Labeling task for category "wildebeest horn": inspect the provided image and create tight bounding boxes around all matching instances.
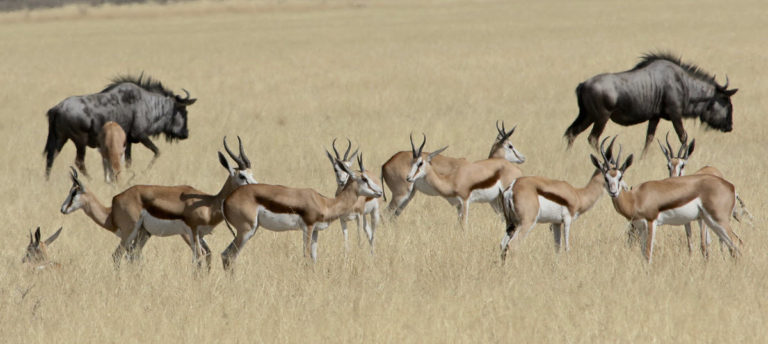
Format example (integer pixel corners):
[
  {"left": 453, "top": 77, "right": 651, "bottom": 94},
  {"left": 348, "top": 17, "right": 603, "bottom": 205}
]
[
  {"left": 665, "top": 132, "right": 674, "bottom": 159},
  {"left": 222, "top": 136, "right": 245, "bottom": 169},
  {"left": 181, "top": 88, "right": 190, "bottom": 100},
  {"left": 237, "top": 136, "right": 250, "bottom": 168},
  {"left": 723, "top": 75, "right": 729, "bottom": 90}
]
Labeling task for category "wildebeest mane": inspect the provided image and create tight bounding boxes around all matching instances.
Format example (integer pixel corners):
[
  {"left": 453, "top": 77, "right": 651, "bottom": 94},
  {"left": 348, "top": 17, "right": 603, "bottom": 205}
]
[
  {"left": 633, "top": 52, "right": 717, "bottom": 85},
  {"left": 101, "top": 72, "right": 175, "bottom": 97}
]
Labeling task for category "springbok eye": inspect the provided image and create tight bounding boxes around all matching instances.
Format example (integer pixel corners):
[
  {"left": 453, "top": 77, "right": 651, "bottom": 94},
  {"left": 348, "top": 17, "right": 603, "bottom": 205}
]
[
  {"left": 362, "top": 177, "right": 368, "bottom": 183},
  {"left": 418, "top": 162, "right": 423, "bottom": 167}
]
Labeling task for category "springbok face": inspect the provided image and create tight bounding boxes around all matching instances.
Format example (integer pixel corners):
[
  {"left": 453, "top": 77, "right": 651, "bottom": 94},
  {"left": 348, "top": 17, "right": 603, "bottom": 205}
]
[
  {"left": 23, "top": 227, "right": 62, "bottom": 264},
  {"left": 493, "top": 121, "right": 526, "bottom": 164},
  {"left": 657, "top": 132, "right": 695, "bottom": 177},
  {"left": 591, "top": 136, "right": 633, "bottom": 198},
  {"left": 325, "top": 138, "right": 359, "bottom": 187},
  {"left": 405, "top": 134, "right": 448, "bottom": 183},
  {"left": 61, "top": 167, "right": 87, "bottom": 214},
  {"left": 343, "top": 154, "right": 383, "bottom": 198},
  {"left": 218, "top": 136, "right": 257, "bottom": 188}
]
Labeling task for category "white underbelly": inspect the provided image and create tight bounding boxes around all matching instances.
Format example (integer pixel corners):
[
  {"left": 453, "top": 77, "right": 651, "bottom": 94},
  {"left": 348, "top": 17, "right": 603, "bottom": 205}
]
[
  {"left": 140, "top": 210, "right": 192, "bottom": 237},
  {"left": 535, "top": 196, "right": 569, "bottom": 224},
  {"left": 468, "top": 181, "right": 502, "bottom": 204},
  {"left": 656, "top": 198, "right": 702, "bottom": 226}
]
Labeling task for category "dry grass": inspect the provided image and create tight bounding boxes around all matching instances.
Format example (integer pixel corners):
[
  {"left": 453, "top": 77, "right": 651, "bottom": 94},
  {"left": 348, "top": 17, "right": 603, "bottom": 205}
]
[{"left": 1, "top": 0, "right": 767, "bottom": 342}]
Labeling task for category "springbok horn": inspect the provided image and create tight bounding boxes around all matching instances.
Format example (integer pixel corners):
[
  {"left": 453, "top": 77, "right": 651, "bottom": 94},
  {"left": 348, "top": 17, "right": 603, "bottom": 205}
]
[
  {"left": 237, "top": 136, "right": 250, "bottom": 168},
  {"left": 665, "top": 132, "right": 674, "bottom": 159},
  {"left": 410, "top": 133, "right": 417, "bottom": 158},
  {"left": 677, "top": 137, "right": 688, "bottom": 158},
  {"left": 331, "top": 138, "right": 341, "bottom": 159},
  {"left": 605, "top": 136, "right": 617, "bottom": 165},
  {"left": 657, "top": 138, "right": 668, "bottom": 159},
  {"left": 418, "top": 133, "right": 426, "bottom": 156},
  {"left": 599, "top": 137, "right": 610, "bottom": 164},
  {"left": 343, "top": 138, "right": 352, "bottom": 160},
  {"left": 616, "top": 143, "right": 623, "bottom": 165},
  {"left": 357, "top": 153, "right": 364, "bottom": 172},
  {"left": 223, "top": 136, "right": 244, "bottom": 168},
  {"left": 496, "top": 120, "right": 503, "bottom": 136}
]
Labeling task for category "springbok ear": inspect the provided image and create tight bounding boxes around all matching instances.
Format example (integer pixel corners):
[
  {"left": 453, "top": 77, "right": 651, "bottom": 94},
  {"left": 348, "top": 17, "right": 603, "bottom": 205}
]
[
  {"left": 325, "top": 150, "right": 335, "bottom": 165},
  {"left": 686, "top": 139, "right": 695, "bottom": 158},
  {"left": 218, "top": 152, "right": 234, "bottom": 174},
  {"left": 590, "top": 154, "right": 602, "bottom": 170},
  {"left": 45, "top": 227, "right": 63, "bottom": 246},
  {"left": 34, "top": 227, "right": 41, "bottom": 244},
  {"left": 428, "top": 146, "right": 448, "bottom": 161},
  {"left": 724, "top": 88, "right": 738, "bottom": 96},
  {"left": 621, "top": 154, "right": 634, "bottom": 172}
]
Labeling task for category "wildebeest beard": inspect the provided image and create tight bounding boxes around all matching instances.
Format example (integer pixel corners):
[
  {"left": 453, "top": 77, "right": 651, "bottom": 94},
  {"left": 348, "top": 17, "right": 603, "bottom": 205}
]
[{"left": 700, "top": 109, "right": 733, "bottom": 132}]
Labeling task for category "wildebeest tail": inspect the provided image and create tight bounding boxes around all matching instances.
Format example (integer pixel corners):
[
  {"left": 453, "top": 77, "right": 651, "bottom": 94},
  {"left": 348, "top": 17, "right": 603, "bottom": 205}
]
[
  {"left": 563, "top": 82, "right": 590, "bottom": 140},
  {"left": 43, "top": 108, "right": 59, "bottom": 159}
]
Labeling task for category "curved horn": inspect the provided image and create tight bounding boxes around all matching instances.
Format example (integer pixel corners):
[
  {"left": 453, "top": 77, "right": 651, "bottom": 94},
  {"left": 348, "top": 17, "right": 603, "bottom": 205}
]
[
  {"left": 222, "top": 136, "right": 244, "bottom": 168},
  {"left": 616, "top": 143, "right": 623, "bottom": 166},
  {"left": 331, "top": 138, "right": 341, "bottom": 159},
  {"left": 410, "top": 133, "right": 417, "bottom": 158},
  {"left": 723, "top": 75, "right": 729, "bottom": 90},
  {"left": 605, "top": 136, "right": 617, "bottom": 164},
  {"left": 665, "top": 132, "right": 674, "bottom": 159},
  {"left": 181, "top": 88, "right": 190, "bottom": 100},
  {"left": 357, "top": 153, "right": 364, "bottom": 172},
  {"left": 599, "top": 137, "right": 610, "bottom": 164},
  {"left": 677, "top": 137, "right": 688, "bottom": 158},
  {"left": 418, "top": 133, "right": 426, "bottom": 156},
  {"left": 343, "top": 138, "right": 352, "bottom": 160},
  {"left": 237, "top": 136, "right": 250, "bottom": 168},
  {"left": 496, "top": 120, "right": 503, "bottom": 136}
]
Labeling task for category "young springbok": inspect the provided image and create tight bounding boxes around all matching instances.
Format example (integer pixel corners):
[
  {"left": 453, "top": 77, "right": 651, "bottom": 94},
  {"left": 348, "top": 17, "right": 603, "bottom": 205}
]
[
  {"left": 381, "top": 121, "right": 525, "bottom": 217},
  {"left": 657, "top": 133, "right": 749, "bottom": 255},
  {"left": 61, "top": 137, "right": 256, "bottom": 267},
  {"left": 405, "top": 134, "right": 523, "bottom": 228},
  {"left": 23, "top": 227, "right": 63, "bottom": 270},
  {"left": 325, "top": 139, "right": 381, "bottom": 251},
  {"left": 499, "top": 154, "right": 607, "bottom": 262},
  {"left": 598, "top": 137, "right": 740, "bottom": 262},
  {"left": 221, "top": 155, "right": 383, "bottom": 269},
  {"left": 98, "top": 121, "right": 126, "bottom": 183}
]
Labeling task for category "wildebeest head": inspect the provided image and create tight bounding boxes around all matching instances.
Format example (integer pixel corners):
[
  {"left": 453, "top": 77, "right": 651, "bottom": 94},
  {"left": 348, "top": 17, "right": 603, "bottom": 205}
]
[
  {"left": 167, "top": 89, "right": 196, "bottom": 141},
  {"left": 699, "top": 77, "right": 737, "bottom": 133}
]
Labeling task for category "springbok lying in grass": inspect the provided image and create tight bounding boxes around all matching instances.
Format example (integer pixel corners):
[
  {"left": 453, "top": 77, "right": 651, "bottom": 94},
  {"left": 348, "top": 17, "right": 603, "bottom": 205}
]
[
  {"left": 499, "top": 150, "right": 607, "bottom": 262},
  {"left": 405, "top": 134, "right": 523, "bottom": 229},
  {"left": 98, "top": 121, "right": 126, "bottom": 184},
  {"left": 23, "top": 227, "right": 63, "bottom": 271},
  {"left": 599, "top": 136, "right": 740, "bottom": 263},
  {"left": 61, "top": 137, "right": 256, "bottom": 267},
  {"left": 656, "top": 133, "right": 749, "bottom": 256},
  {"left": 221, "top": 154, "right": 383, "bottom": 269},
  {"left": 325, "top": 139, "right": 381, "bottom": 251},
  {"left": 381, "top": 121, "right": 525, "bottom": 217}
]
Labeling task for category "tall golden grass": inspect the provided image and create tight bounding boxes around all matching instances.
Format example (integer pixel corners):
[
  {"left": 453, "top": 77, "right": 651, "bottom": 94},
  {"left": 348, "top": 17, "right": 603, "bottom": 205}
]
[{"left": 1, "top": 0, "right": 766, "bottom": 342}]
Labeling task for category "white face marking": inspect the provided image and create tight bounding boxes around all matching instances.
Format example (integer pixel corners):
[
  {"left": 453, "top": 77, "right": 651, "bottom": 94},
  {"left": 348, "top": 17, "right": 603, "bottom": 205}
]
[
  {"left": 60, "top": 188, "right": 81, "bottom": 214},
  {"left": 605, "top": 170, "right": 623, "bottom": 197},
  {"left": 357, "top": 172, "right": 383, "bottom": 198},
  {"left": 406, "top": 157, "right": 426, "bottom": 183},
  {"left": 333, "top": 161, "right": 353, "bottom": 187},
  {"left": 234, "top": 170, "right": 257, "bottom": 185},
  {"left": 504, "top": 143, "right": 526, "bottom": 164}
]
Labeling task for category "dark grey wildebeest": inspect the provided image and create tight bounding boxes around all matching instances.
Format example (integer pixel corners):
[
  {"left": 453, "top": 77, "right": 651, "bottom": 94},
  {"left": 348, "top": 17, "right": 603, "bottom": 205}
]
[
  {"left": 44, "top": 74, "right": 196, "bottom": 179},
  {"left": 564, "top": 53, "right": 738, "bottom": 157}
]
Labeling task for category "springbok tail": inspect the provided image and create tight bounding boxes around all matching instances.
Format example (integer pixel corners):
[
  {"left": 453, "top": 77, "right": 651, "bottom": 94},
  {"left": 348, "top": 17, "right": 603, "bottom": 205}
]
[{"left": 380, "top": 165, "right": 387, "bottom": 202}]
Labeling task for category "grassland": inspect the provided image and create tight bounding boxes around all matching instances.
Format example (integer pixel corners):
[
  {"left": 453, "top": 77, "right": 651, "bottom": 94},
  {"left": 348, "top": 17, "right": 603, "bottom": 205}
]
[{"left": 1, "top": 0, "right": 767, "bottom": 342}]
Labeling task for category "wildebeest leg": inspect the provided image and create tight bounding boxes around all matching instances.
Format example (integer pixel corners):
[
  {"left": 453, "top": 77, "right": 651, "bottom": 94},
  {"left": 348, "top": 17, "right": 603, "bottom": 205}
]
[
  {"left": 641, "top": 118, "right": 660, "bottom": 158},
  {"left": 564, "top": 113, "right": 594, "bottom": 149},
  {"left": 125, "top": 142, "right": 133, "bottom": 168},
  {"left": 140, "top": 137, "right": 160, "bottom": 168},
  {"left": 74, "top": 143, "right": 90, "bottom": 178},
  {"left": 587, "top": 115, "right": 609, "bottom": 151},
  {"left": 671, "top": 117, "right": 688, "bottom": 147}
]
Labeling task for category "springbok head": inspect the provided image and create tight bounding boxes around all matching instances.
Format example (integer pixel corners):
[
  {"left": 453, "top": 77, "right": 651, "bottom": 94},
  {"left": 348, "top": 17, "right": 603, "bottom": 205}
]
[
  {"left": 657, "top": 132, "right": 695, "bottom": 177},
  {"left": 490, "top": 121, "right": 526, "bottom": 163},
  {"left": 591, "top": 136, "right": 633, "bottom": 198},
  {"left": 61, "top": 167, "right": 88, "bottom": 214},
  {"left": 218, "top": 136, "right": 258, "bottom": 188},
  {"left": 347, "top": 153, "right": 383, "bottom": 198},
  {"left": 325, "top": 138, "right": 359, "bottom": 187},
  {"left": 406, "top": 133, "right": 448, "bottom": 183},
  {"left": 23, "top": 227, "right": 62, "bottom": 265}
]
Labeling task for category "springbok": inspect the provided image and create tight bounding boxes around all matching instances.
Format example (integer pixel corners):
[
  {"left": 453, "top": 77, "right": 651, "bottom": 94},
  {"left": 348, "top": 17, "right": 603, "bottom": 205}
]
[
  {"left": 381, "top": 121, "right": 525, "bottom": 217},
  {"left": 23, "top": 227, "right": 63, "bottom": 270},
  {"left": 597, "top": 137, "right": 740, "bottom": 262},
  {"left": 405, "top": 134, "right": 523, "bottom": 228},
  {"left": 61, "top": 137, "right": 256, "bottom": 267},
  {"left": 656, "top": 133, "right": 750, "bottom": 255},
  {"left": 325, "top": 139, "right": 381, "bottom": 251},
  {"left": 221, "top": 154, "right": 383, "bottom": 269},
  {"left": 499, "top": 156, "right": 606, "bottom": 262},
  {"left": 98, "top": 121, "right": 126, "bottom": 184}
]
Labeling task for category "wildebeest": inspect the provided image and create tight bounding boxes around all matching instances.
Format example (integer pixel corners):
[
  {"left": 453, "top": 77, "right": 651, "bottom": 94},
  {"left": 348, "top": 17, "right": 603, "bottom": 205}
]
[
  {"left": 564, "top": 53, "right": 738, "bottom": 156},
  {"left": 44, "top": 74, "right": 196, "bottom": 179}
]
